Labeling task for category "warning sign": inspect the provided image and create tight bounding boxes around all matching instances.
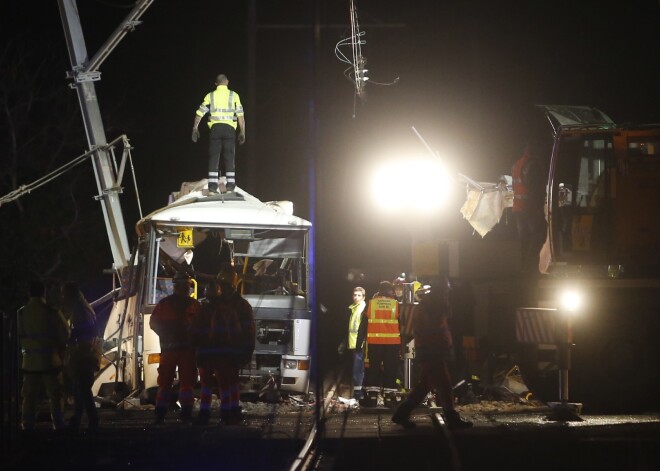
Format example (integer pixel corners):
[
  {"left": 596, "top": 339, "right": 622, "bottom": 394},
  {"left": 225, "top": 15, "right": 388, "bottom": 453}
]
[{"left": 177, "top": 227, "right": 193, "bottom": 248}]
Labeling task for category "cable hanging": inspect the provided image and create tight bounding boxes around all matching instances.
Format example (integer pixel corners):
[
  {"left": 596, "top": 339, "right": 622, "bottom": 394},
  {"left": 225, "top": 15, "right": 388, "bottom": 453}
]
[
  {"left": 0, "top": 135, "right": 142, "bottom": 219},
  {"left": 334, "top": 0, "right": 399, "bottom": 117}
]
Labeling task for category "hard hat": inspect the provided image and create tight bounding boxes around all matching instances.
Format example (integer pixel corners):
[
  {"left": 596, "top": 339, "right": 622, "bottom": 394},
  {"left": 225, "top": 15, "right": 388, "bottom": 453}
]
[{"left": 392, "top": 276, "right": 404, "bottom": 296}]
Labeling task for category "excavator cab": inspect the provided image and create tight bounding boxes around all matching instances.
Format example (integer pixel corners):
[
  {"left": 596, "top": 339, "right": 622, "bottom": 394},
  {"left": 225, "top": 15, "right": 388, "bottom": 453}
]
[{"left": 543, "top": 105, "right": 660, "bottom": 276}]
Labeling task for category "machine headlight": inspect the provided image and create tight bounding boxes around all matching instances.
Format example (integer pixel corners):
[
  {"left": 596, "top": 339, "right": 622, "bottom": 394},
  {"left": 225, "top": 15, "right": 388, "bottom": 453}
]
[{"left": 282, "top": 359, "right": 310, "bottom": 370}]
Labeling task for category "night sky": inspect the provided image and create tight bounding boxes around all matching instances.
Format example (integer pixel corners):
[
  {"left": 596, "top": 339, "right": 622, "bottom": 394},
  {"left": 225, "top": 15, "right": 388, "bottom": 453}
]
[{"left": 3, "top": 1, "right": 660, "bottom": 336}]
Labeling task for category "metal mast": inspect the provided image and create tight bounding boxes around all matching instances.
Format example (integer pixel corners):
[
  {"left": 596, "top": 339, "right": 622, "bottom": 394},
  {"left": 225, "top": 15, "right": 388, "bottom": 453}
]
[{"left": 57, "top": 0, "right": 153, "bottom": 270}]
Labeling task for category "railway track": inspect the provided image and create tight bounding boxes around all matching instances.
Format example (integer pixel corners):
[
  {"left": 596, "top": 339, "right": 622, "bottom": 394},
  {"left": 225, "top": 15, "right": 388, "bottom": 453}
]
[{"left": 289, "top": 369, "right": 465, "bottom": 471}]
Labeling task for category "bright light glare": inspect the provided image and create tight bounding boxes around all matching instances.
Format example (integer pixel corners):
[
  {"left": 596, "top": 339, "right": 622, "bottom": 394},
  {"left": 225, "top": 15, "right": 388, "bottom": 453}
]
[
  {"left": 560, "top": 289, "right": 582, "bottom": 313},
  {"left": 370, "top": 159, "right": 451, "bottom": 212}
]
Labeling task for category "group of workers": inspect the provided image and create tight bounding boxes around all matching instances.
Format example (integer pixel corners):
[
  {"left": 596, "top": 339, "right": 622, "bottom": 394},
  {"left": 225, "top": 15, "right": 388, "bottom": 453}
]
[
  {"left": 18, "top": 280, "right": 102, "bottom": 433},
  {"left": 340, "top": 277, "right": 473, "bottom": 430},
  {"left": 150, "top": 264, "right": 256, "bottom": 426}
]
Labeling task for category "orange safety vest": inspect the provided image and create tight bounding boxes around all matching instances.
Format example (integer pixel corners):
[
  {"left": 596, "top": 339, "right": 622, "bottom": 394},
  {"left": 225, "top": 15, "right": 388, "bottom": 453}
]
[
  {"left": 512, "top": 153, "right": 530, "bottom": 212},
  {"left": 366, "top": 297, "right": 400, "bottom": 345}
]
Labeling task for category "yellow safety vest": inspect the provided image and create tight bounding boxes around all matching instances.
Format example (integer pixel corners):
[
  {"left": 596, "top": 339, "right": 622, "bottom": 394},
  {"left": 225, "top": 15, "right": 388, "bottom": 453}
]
[
  {"left": 348, "top": 301, "right": 365, "bottom": 349},
  {"left": 196, "top": 85, "right": 244, "bottom": 129}
]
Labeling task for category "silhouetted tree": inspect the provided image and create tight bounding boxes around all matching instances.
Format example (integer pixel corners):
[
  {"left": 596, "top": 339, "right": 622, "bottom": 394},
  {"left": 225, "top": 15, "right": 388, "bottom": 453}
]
[{"left": 0, "top": 34, "right": 111, "bottom": 312}]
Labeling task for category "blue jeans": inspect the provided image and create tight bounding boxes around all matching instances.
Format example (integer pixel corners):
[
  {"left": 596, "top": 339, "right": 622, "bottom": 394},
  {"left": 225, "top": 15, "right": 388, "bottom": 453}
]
[{"left": 351, "top": 350, "right": 365, "bottom": 388}]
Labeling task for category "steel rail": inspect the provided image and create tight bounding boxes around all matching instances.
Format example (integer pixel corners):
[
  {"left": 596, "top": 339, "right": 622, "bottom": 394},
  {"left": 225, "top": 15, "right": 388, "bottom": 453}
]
[{"left": 288, "top": 368, "right": 343, "bottom": 471}]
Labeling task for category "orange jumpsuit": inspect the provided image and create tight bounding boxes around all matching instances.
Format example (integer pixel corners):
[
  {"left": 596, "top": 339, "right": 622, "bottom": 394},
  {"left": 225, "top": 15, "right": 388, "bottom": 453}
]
[{"left": 150, "top": 293, "right": 201, "bottom": 420}]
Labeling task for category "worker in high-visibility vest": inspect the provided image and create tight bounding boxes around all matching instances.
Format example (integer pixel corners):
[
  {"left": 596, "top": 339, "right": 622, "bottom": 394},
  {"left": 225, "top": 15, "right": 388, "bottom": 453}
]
[
  {"left": 192, "top": 74, "right": 245, "bottom": 194},
  {"left": 18, "top": 280, "right": 70, "bottom": 431},
  {"left": 511, "top": 140, "right": 547, "bottom": 275},
  {"left": 337, "top": 286, "right": 368, "bottom": 400},
  {"left": 363, "top": 281, "right": 401, "bottom": 391}
]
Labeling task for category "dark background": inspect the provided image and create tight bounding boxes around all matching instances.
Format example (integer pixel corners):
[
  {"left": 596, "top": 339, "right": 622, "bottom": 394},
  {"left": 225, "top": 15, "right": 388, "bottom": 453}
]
[{"left": 2, "top": 1, "right": 660, "bottom": 366}]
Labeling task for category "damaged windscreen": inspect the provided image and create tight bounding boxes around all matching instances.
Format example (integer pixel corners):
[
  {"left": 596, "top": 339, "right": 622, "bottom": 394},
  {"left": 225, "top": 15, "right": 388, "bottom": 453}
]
[{"left": 146, "top": 225, "right": 309, "bottom": 304}]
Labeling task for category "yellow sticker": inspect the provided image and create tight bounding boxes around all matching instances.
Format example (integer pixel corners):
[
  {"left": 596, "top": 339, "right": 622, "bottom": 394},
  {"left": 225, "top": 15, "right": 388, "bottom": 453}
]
[{"left": 177, "top": 227, "right": 194, "bottom": 248}]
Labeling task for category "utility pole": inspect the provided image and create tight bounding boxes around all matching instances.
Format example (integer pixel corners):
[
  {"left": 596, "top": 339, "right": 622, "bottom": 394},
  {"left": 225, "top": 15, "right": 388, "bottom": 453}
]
[{"left": 58, "top": 0, "right": 153, "bottom": 270}]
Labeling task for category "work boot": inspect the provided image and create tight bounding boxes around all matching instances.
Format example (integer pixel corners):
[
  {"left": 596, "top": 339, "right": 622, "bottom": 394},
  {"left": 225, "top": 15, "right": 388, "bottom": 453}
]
[
  {"left": 87, "top": 415, "right": 99, "bottom": 434},
  {"left": 391, "top": 400, "right": 416, "bottom": 429},
  {"left": 21, "top": 413, "right": 35, "bottom": 432},
  {"left": 219, "top": 409, "right": 231, "bottom": 426},
  {"left": 391, "top": 412, "right": 416, "bottom": 429},
  {"left": 52, "top": 411, "right": 67, "bottom": 431},
  {"left": 87, "top": 406, "right": 99, "bottom": 432},
  {"left": 228, "top": 406, "right": 244, "bottom": 425},
  {"left": 226, "top": 183, "right": 236, "bottom": 192},
  {"left": 444, "top": 409, "right": 473, "bottom": 430},
  {"left": 154, "top": 406, "right": 167, "bottom": 425},
  {"left": 67, "top": 414, "right": 81, "bottom": 434},
  {"left": 180, "top": 406, "right": 193, "bottom": 425}
]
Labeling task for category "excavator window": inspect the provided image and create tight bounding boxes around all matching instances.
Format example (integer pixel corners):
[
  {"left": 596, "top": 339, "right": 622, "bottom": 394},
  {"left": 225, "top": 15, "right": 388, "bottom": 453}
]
[{"left": 551, "top": 134, "right": 613, "bottom": 263}]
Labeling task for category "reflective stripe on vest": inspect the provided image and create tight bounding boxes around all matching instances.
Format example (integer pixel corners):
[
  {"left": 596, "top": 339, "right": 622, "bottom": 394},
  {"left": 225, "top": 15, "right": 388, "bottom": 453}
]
[
  {"left": 210, "top": 90, "right": 237, "bottom": 123},
  {"left": 366, "top": 298, "right": 400, "bottom": 345}
]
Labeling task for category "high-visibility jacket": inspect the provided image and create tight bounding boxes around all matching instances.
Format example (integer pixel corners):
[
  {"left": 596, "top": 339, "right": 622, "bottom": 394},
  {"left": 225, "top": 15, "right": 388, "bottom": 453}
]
[
  {"left": 347, "top": 301, "right": 366, "bottom": 349},
  {"left": 513, "top": 152, "right": 546, "bottom": 213},
  {"left": 196, "top": 85, "right": 244, "bottom": 129},
  {"left": 18, "top": 297, "right": 70, "bottom": 372},
  {"left": 512, "top": 153, "right": 531, "bottom": 212},
  {"left": 366, "top": 296, "right": 400, "bottom": 345}
]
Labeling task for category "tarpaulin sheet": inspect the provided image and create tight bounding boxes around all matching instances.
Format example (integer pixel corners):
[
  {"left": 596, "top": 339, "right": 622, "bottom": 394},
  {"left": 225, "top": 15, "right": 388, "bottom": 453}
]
[{"left": 460, "top": 187, "right": 512, "bottom": 237}]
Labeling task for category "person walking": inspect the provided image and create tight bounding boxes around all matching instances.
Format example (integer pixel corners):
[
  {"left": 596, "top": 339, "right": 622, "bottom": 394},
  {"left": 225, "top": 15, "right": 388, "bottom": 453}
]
[
  {"left": 391, "top": 278, "right": 473, "bottom": 430},
  {"left": 149, "top": 273, "right": 201, "bottom": 424},
  {"left": 192, "top": 74, "right": 245, "bottom": 194},
  {"left": 18, "top": 280, "right": 70, "bottom": 431},
  {"left": 512, "top": 140, "right": 547, "bottom": 276},
  {"left": 60, "top": 281, "right": 101, "bottom": 433},
  {"left": 191, "top": 266, "right": 249, "bottom": 426},
  {"left": 338, "top": 286, "right": 367, "bottom": 400},
  {"left": 363, "top": 281, "right": 401, "bottom": 392}
]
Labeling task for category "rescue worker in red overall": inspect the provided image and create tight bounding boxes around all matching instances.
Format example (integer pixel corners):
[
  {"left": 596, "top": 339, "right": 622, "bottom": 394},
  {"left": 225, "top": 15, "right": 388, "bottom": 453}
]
[
  {"left": 190, "top": 272, "right": 241, "bottom": 425},
  {"left": 150, "top": 272, "right": 201, "bottom": 424},
  {"left": 192, "top": 74, "right": 245, "bottom": 194},
  {"left": 223, "top": 266, "right": 256, "bottom": 424},
  {"left": 391, "top": 278, "right": 473, "bottom": 430},
  {"left": 363, "top": 281, "right": 401, "bottom": 392},
  {"left": 512, "top": 140, "right": 547, "bottom": 276}
]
